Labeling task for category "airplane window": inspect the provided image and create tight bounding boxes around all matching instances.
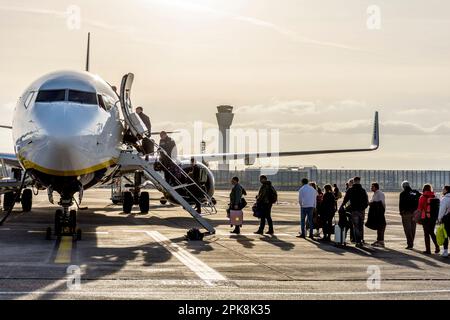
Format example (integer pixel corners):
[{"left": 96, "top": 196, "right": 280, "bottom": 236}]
[
  {"left": 68, "top": 90, "right": 98, "bottom": 105},
  {"left": 24, "top": 91, "right": 35, "bottom": 108},
  {"left": 36, "top": 90, "right": 66, "bottom": 103},
  {"left": 98, "top": 95, "right": 107, "bottom": 110}
]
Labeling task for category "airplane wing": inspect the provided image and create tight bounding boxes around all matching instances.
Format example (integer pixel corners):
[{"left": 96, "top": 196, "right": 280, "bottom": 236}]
[
  {"left": 0, "top": 153, "right": 21, "bottom": 168},
  {"left": 180, "top": 111, "right": 380, "bottom": 163}
]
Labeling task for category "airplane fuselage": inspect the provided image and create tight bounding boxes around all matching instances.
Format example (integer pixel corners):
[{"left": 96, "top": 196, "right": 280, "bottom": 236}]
[{"left": 12, "top": 71, "right": 124, "bottom": 199}]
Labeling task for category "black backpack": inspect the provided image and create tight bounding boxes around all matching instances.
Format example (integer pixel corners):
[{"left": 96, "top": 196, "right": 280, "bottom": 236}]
[
  {"left": 429, "top": 198, "right": 440, "bottom": 220},
  {"left": 269, "top": 186, "right": 278, "bottom": 204}
]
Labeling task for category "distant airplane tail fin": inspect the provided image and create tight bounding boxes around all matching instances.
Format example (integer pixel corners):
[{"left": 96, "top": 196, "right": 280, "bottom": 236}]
[{"left": 371, "top": 111, "right": 380, "bottom": 150}]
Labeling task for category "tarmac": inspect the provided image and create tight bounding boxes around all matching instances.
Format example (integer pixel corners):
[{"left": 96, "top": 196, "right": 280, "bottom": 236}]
[{"left": 0, "top": 189, "right": 450, "bottom": 300}]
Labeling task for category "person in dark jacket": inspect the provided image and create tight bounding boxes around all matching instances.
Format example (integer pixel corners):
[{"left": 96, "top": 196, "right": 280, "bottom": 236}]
[
  {"left": 417, "top": 184, "right": 440, "bottom": 255},
  {"left": 229, "top": 177, "right": 244, "bottom": 234},
  {"left": 333, "top": 184, "right": 342, "bottom": 200},
  {"left": 255, "top": 175, "right": 276, "bottom": 235},
  {"left": 136, "top": 107, "right": 154, "bottom": 159},
  {"left": 399, "top": 181, "right": 421, "bottom": 250},
  {"left": 159, "top": 131, "right": 177, "bottom": 184},
  {"left": 341, "top": 177, "right": 369, "bottom": 248},
  {"left": 187, "top": 158, "right": 203, "bottom": 214},
  {"left": 320, "top": 184, "right": 337, "bottom": 241},
  {"left": 136, "top": 107, "right": 151, "bottom": 133}
]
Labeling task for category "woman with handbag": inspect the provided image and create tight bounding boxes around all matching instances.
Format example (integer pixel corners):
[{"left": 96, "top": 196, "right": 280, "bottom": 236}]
[
  {"left": 417, "top": 184, "right": 440, "bottom": 254},
  {"left": 320, "top": 185, "right": 337, "bottom": 242},
  {"left": 228, "top": 176, "right": 245, "bottom": 234}
]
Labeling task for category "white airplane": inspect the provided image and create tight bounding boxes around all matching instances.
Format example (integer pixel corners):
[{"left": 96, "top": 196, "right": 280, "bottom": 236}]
[{"left": 0, "top": 34, "right": 379, "bottom": 239}]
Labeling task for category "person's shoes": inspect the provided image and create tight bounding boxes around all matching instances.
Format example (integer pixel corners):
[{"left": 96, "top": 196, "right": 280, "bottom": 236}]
[
  {"left": 230, "top": 229, "right": 240, "bottom": 234},
  {"left": 254, "top": 230, "right": 263, "bottom": 235},
  {"left": 296, "top": 234, "right": 306, "bottom": 239},
  {"left": 266, "top": 230, "right": 274, "bottom": 235},
  {"left": 422, "top": 250, "right": 431, "bottom": 255},
  {"left": 355, "top": 243, "right": 364, "bottom": 248},
  {"left": 442, "top": 249, "right": 449, "bottom": 258},
  {"left": 435, "top": 247, "right": 440, "bottom": 254},
  {"left": 405, "top": 246, "right": 414, "bottom": 250},
  {"left": 309, "top": 234, "right": 315, "bottom": 240},
  {"left": 374, "top": 241, "right": 385, "bottom": 248}
]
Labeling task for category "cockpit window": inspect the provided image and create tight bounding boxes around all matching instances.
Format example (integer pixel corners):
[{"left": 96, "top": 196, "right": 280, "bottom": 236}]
[
  {"left": 68, "top": 90, "right": 97, "bottom": 105},
  {"left": 36, "top": 90, "right": 66, "bottom": 103}
]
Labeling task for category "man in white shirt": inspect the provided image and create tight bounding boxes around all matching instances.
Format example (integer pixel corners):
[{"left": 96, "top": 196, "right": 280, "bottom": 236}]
[
  {"left": 297, "top": 178, "right": 317, "bottom": 239},
  {"left": 370, "top": 183, "right": 386, "bottom": 248}
]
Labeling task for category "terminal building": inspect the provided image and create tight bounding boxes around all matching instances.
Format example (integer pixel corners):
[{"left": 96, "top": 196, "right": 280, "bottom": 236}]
[{"left": 212, "top": 167, "right": 450, "bottom": 192}]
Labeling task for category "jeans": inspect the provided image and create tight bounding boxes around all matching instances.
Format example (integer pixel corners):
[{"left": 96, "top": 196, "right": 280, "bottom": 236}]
[
  {"left": 401, "top": 212, "right": 416, "bottom": 248},
  {"left": 351, "top": 210, "right": 365, "bottom": 244},
  {"left": 301, "top": 207, "right": 314, "bottom": 236}
]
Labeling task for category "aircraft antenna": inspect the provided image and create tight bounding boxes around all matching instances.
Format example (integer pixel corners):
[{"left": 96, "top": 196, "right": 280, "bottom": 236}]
[{"left": 85, "top": 32, "right": 91, "bottom": 72}]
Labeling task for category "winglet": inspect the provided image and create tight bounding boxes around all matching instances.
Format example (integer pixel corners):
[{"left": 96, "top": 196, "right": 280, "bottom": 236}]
[{"left": 371, "top": 111, "right": 380, "bottom": 150}]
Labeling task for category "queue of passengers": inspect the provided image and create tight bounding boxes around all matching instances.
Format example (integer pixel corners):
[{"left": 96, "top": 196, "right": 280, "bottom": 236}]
[{"left": 227, "top": 175, "right": 450, "bottom": 258}]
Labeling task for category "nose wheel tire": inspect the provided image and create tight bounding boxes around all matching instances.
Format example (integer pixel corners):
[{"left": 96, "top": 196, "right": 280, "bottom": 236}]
[
  {"left": 3, "top": 192, "right": 15, "bottom": 211},
  {"left": 139, "top": 192, "right": 150, "bottom": 214},
  {"left": 54, "top": 209, "right": 63, "bottom": 237},
  {"left": 20, "top": 189, "right": 33, "bottom": 212},
  {"left": 123, "top": 191, "right": 133, "bottom": 213},
  {"left": 45, "top": 227, "right": 52, "bottom": 240},
  {"left": 75, "top": 228, "right": 82, "bottom": 241}
]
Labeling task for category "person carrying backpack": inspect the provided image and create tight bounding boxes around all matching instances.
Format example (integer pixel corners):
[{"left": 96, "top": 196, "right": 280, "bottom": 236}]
[
  {"left": 254, "top": 175, "right": 277, "bottom": 235},
  {"left": 341, "top": 176, "right": 369, "bottom": 248},
  {"left": 417, "top": 184, "right": 440, "bottom": 255},
  {"left": 399, "top": 181, "right": 421, "bottom": 250}
]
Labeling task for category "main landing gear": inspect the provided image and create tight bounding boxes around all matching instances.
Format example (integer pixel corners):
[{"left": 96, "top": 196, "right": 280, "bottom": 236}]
[
  {"left": 111, "top": 171, "right": 150, "bottom": 214},
  {"left": 45, "top": 199, "right": 82, "bottom": 241}
]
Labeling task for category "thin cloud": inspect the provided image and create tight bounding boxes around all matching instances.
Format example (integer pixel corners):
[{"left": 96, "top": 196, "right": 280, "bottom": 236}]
[
  {"left": 236, "top": 100, "right": 368, "bottom": 116},
  {"left": 142, "top": 0, "right": 363, "bottom": 52}
]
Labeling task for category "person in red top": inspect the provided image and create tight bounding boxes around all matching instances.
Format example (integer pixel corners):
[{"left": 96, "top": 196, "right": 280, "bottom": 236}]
[{"left": 417, "top": 184, "right": 440, "bottom": 254}]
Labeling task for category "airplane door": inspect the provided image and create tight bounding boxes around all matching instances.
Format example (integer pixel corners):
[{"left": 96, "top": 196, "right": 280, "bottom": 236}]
[{"left": 119, "top": 73, "right": 148, "bottom": 139}]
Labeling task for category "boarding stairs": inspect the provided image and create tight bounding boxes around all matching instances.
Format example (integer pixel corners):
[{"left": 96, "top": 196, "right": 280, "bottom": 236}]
[
  {"left": 117, "top": 72, "right": 217, "bottom": 234},
  {"left": 118, "top": 150, "right": 217, "bottom": 235}
]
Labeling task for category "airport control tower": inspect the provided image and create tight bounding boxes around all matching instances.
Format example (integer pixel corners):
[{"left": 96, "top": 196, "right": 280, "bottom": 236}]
[{"left": 216, "top": 105, "right": 234, "bottom": 171}]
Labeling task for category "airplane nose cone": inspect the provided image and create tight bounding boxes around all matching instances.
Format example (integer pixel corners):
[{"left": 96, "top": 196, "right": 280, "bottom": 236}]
[{"left": 17, "top": 103, "right": 117, "bottom": 176}]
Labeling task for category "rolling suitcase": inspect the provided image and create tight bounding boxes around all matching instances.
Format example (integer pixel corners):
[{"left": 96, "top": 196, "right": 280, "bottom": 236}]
[{"left": 334, "top": 223, "right": 347, "bottom": 246}]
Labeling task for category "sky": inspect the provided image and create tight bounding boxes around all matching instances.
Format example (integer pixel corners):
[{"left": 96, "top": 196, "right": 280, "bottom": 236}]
[{"left": 0, "top": 0, "right": 449, "bottom": 170}]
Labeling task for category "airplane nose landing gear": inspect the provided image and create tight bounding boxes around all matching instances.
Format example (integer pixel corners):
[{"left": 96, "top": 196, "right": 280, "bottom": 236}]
[{"left": 46, "top": 198, "right": 82, "bottom": 241}]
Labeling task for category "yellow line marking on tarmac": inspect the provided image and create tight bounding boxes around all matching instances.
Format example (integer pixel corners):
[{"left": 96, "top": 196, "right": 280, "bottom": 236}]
[{"left": 54, "top": 237, "right": 73, "bottom": 264}]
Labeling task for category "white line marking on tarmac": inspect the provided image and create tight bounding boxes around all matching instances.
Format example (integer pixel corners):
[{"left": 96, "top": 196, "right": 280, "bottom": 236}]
[
  {"left": 2, "top": 288, "right": 450, "bottom": 297},
  {"left": 144, "top": 231, "right": 226, "bottom": 286}
]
